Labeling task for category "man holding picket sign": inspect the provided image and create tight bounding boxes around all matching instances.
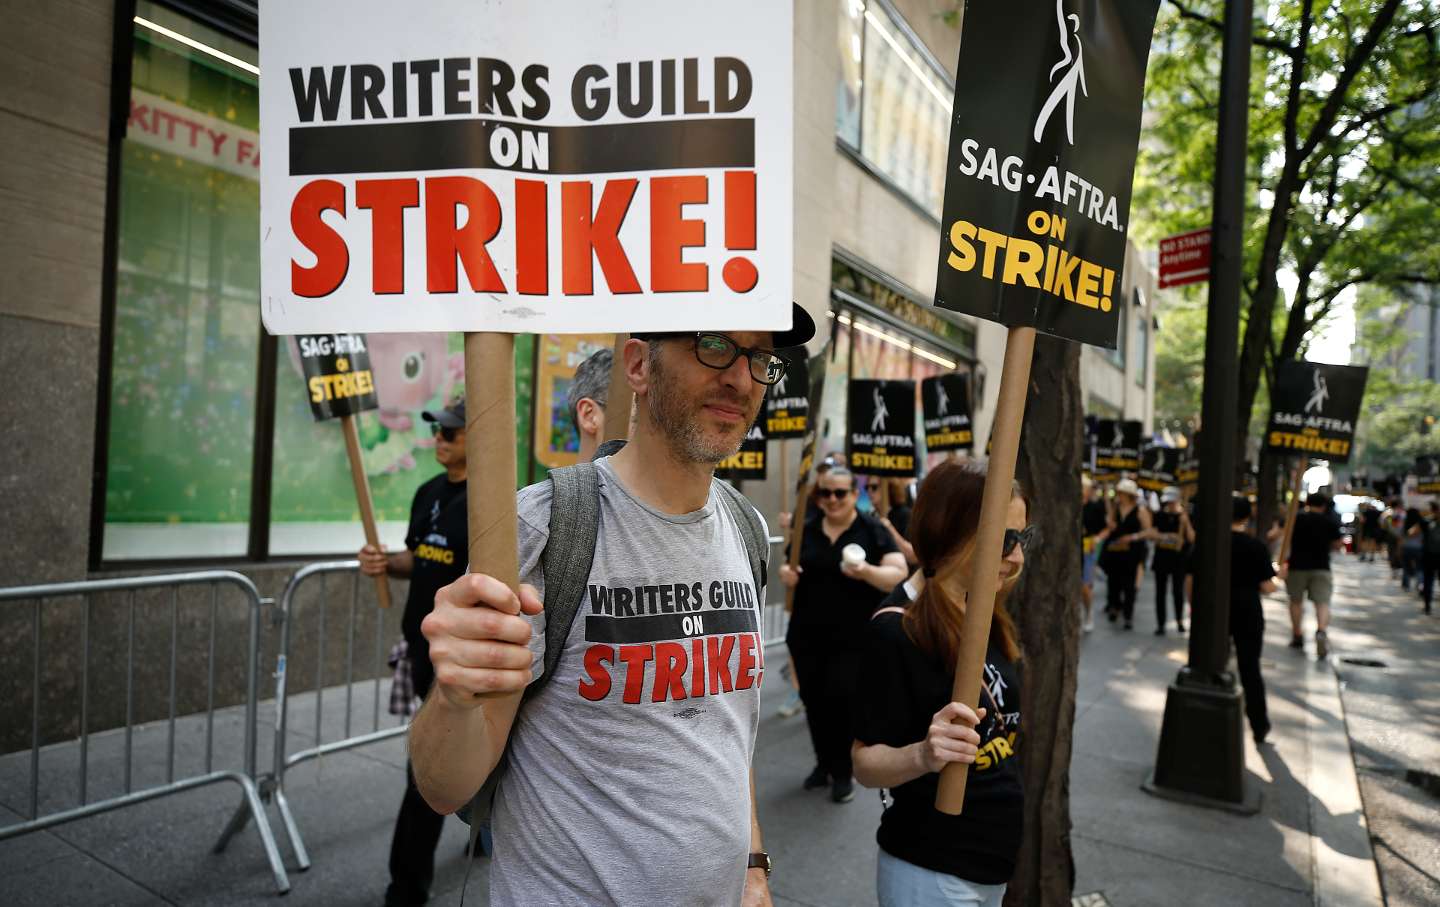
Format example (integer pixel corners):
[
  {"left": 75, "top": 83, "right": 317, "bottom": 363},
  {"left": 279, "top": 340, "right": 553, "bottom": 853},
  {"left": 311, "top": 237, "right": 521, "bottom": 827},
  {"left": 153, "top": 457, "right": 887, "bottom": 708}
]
[
  {"left": 259, "top": 1, "right": 799, "bottom": 902},
  {"left": 416, "top": 314, "right": 813, "bottom": 906}
]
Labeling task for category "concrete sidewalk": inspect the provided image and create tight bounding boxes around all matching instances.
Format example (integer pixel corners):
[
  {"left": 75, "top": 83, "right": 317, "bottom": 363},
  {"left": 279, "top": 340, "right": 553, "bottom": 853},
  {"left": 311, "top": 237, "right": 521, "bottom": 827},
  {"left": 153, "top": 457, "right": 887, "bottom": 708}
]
[
  {"left": 0, "top": 566, "right": 1392, "bottom": 905},
  {"left": 1071, "top": 564, "right": 1383, "bottom": 906}
]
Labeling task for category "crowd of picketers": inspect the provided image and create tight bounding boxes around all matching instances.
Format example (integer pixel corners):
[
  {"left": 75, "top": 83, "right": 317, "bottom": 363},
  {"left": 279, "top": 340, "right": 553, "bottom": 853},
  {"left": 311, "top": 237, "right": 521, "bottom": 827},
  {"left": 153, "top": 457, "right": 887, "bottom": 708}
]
[{"left": 357, "top": 305, "right": 1438, "bottom": 906}]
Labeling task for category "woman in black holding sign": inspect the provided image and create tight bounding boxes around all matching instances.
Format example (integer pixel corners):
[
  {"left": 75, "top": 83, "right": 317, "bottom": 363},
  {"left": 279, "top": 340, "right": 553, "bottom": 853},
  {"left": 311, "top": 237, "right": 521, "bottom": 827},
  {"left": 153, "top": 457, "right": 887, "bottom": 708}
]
[
  {"left": 1101, "top": 478, "right": 1152, "bottom": 630},
  {"left": 1151, "top": 487, "right": 1194, "bottom": 635},
  {"left": 780, "top": 466, "right": 908, "bottom": 803},
  {"left": 852, "top": 459, "right": 1029, "bottom": 907}
]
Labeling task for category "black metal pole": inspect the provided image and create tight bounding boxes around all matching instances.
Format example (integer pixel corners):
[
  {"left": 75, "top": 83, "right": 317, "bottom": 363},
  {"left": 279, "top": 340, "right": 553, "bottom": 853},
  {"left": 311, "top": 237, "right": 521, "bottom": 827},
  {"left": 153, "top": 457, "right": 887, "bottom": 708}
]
[
  {"left": 1145, "top": 0, "right": 1257, "bottom": 812},
  {"left": 1189, "top": 0, "right": 1251, "bottom": 678}
]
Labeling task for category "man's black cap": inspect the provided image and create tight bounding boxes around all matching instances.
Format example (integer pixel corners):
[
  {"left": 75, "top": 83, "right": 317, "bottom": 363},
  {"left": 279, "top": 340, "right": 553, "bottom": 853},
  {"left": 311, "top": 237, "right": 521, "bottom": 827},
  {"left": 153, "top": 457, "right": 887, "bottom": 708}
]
[
  {"left": 633, "top": 302, "right": 817, "bottom": 348},
  {"left": 421, "top": 399, "right": 465, "bottom": 429}
]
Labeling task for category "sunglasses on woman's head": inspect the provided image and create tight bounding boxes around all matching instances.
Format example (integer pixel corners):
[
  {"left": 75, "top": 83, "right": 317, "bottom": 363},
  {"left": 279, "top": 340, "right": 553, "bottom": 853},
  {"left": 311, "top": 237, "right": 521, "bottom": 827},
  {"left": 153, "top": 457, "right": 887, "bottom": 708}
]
[
  {"left": 815, "top": 488, "right": 852, "bottom": 499},
  {"left": 430, "top": 424, "right": 460, "bottom": 442},
  {"left": 1003, "top": 525, "right": 1039, "bottom": 557}
]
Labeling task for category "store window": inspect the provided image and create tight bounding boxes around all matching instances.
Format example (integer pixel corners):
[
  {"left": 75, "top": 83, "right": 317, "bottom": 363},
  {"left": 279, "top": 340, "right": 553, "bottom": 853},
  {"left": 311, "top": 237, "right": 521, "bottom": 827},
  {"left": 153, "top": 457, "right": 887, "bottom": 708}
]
[
  {"left": 1104, "top": 290, "right": 1133, "bottom": 371},
  {"left": 102, "top": 5, "right": 538, "bottom": 562},
  {"left": 821, "top": 256, "right": 975, "bottom": 496},
  {"left": 103, "top": 4, "right": 262, "bottom": 559},
  {"left": 835, "top": 0, "right": 953, "bottom": 218}
]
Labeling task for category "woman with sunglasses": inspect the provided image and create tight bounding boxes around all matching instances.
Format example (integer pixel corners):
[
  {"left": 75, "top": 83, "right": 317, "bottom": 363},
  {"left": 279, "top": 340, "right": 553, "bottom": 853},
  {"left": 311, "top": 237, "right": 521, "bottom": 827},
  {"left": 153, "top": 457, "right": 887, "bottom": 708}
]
[
  {"left": 852, "top": 460, "right": 1029, "bottom": 907},
  {"left": 780, "top": 466, "right": 908, "bottom": 804}
]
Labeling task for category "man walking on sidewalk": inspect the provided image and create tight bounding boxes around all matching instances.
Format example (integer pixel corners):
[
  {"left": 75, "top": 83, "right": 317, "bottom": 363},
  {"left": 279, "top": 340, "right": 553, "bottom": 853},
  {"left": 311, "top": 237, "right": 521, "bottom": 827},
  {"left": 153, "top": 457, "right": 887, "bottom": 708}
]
[
  {"left": 357, "top": 399, "right": 470, "bottom": 907},
  {"left": 409, "top": 308, "right": 816, "bottom": 906},
  {"left": 1282, "top": 492, "right": 1344, "bottom": 659},
  {"left": 1201, "top": 495, "right": 1276, "bottom": 745}
]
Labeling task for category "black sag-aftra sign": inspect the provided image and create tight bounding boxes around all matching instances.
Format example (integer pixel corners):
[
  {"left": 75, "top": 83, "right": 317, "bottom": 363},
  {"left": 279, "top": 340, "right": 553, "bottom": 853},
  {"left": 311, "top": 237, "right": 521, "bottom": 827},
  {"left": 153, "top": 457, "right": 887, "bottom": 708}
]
[
  {"left": 717, "top": 422, "right": 767, "bottom": 481},
  {"left": 763, "top": 356, "right": 810, "bottom": 439},
  {"left": 1138, "top": 445, "right": 1178, "bottom": 492},
  {"left": 295, "top": 333, "right": 379, "bottom": 421},
  {"left": 1416, "top": 455, "right": 1440, "bottom": 495},
  {"left": 847, "top": 380, "right": 917, "bottom": 478},
  {"left": 1264, "top": 360, "right": 1369, "bottom": 464},
  {"left": 1095, "top": 418, "right": 1143, "bottom": 473},
  {"left": 921, "top": 373, "right": 974, "bottom": 453},
  {"left": 933, "top": 0, "right": 1160, "bottom": 349}
]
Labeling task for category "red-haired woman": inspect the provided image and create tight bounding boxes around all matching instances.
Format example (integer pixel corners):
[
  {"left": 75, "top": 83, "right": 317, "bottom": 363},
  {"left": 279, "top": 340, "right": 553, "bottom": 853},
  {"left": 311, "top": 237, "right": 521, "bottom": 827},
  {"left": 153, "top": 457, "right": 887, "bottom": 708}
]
[{"left": 852, "top": 460, "right": 1030, "bottom": 907}]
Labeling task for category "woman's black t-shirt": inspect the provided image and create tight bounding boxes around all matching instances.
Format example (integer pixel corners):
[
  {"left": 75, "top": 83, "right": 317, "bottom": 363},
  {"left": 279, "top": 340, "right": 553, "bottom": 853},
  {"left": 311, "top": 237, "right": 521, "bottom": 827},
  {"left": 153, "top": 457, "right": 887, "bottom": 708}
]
[
  {"left": 1151, "top": 510, "right": 1186, "bottom": 572},
  {"left": 852, "top": 587, "right": 1024, "bottom": 885},
  {"left": 1102, "top": 505, "right": 1146, "bottom": 571},
  {"left": 786, "top": 512, "right": 897, "bottom": 651}
]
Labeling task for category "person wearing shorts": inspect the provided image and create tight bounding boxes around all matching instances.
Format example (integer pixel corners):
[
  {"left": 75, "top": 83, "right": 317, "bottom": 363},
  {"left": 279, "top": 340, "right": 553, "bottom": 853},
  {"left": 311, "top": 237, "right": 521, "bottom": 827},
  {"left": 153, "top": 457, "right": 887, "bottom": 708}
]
[
  {"left": 1283, "top": 493, "right": 1343, "bottom": 660},
  {"left": 1079, "top": 477, "right": 1109, "bottom": 633}
]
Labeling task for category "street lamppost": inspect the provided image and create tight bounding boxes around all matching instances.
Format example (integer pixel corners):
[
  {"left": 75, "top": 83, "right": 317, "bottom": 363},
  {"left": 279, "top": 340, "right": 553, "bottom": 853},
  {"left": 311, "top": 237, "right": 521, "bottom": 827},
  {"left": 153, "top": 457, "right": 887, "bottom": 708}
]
[{"left": 1145, "top": 0, "right": 1260, "bottom": 813}]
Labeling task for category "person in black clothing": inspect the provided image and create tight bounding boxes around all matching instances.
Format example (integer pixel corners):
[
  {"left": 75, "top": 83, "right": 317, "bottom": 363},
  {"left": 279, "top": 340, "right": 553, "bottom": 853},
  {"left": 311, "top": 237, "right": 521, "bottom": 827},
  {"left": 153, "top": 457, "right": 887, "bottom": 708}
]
[
  {"left": 1282, "top": 492, "right": 1344, "bottom": 659},
  {"left": 852, "top": 459, "right": 1029, "bottom": 906},
  {"left": 1400, "top": 507, "right": 1425, "bottom": 590},
  {"left": 1151, "top": 487, "right": 1194, "bottom": 635},
  {"left": 1079, "top": 477, "right": 1110, "bottom": 633},
  {"left": 1191, "top": 496, "right": 1276, "bottom": 744},
  {"left": 780, "top": 466, "right": 907, "bottom": 804},
  {"left": 358, "top": 399, "right": 470, "bottom": 907},
  {"left": 1101, "top": 478, "right": 1152, "bottom": 630},
  {"left": 878, "top": 477, "right": 918, "bottom": 567},
  {"left": 1411, "top": 501, "right": 1440, "bottom": 615}
]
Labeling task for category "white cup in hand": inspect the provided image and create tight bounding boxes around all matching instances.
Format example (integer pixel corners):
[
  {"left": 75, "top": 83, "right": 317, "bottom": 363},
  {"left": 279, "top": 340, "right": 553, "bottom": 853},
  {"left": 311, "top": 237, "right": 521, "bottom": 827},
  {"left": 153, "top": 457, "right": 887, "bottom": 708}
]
[{"left": 841, "top": 544, "right": 866, "bottom": 568}]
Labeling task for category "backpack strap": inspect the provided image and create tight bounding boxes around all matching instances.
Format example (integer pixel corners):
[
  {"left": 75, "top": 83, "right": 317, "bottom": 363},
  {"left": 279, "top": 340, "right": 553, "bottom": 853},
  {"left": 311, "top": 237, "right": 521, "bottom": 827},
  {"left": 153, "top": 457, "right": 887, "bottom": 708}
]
[
  {"left": 713, "top": 479, "right": 769, "bottom": 597},
  {"left": 533, "top": 461, "right": 603, "bottom": 693},
  {"left": 872, "top": 606, "right": 907, "bottom": 619}
]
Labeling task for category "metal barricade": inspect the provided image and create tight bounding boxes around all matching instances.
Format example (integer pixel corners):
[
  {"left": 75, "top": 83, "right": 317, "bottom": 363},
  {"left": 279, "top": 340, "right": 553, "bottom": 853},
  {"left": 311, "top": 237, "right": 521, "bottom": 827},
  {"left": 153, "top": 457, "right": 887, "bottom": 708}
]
[
  {"left": 0, "top": 571, "right": 290, "bottom": 894},
  {"left": 260, "top": 560, "right": 404, "bottom": 871},
  {"left": 764, "top": 534, "right": 790, "bottom": 648}
]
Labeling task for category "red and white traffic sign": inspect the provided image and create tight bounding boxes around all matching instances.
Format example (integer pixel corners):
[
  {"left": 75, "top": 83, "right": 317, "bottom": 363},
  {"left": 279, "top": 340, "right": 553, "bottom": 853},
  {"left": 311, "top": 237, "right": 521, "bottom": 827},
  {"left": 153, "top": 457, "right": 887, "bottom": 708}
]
[{"left": 1158, "top": 227, "right": 1211, "bottom": 289}]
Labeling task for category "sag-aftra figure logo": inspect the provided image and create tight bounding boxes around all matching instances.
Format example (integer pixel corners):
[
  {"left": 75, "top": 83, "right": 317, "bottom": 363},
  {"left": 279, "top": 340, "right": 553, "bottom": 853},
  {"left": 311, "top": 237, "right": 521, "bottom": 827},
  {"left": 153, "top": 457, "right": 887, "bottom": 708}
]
[{"left": 1034, "top": 0, "right": 1088, "bottom": 145}]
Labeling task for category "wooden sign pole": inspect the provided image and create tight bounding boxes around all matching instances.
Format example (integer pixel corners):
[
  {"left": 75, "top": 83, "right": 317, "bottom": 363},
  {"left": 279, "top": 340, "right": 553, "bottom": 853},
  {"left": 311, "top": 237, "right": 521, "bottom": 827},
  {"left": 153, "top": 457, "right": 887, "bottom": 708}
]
[
  {"left": 935, "top": 326, "right": 1036, "bottom": 815},
  {"left": 340, "top": 413, "right": 391, "bottom": 609},
  {"left": 464, "top": 333, "right": 521, "bottom": 661},
  {"left": 603, "top": 333, "right": 634, "bottom": 442},
  {"left": 1278, "top": 458, "right": 1306, "bottom": 564}
]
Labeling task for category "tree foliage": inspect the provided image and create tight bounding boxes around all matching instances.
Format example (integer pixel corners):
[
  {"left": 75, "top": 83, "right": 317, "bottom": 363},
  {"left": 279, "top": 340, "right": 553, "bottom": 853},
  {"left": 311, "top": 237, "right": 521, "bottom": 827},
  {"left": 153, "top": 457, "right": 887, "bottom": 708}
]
[{"left": 1135, "top": 0, "right": 1440, "bottom": 444}]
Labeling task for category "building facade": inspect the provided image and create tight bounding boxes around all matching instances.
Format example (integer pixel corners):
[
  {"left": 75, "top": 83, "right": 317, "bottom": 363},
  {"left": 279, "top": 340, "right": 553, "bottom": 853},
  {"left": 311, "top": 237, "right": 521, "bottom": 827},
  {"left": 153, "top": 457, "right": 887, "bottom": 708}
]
[{"left": 0, "top": 0, "right": 1158, "bottom": 586}]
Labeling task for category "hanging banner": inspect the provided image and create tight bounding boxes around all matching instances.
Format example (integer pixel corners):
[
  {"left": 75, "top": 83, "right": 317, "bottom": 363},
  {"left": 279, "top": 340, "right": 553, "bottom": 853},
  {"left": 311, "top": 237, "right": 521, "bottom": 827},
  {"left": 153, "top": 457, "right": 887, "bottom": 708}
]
[
  {"left": 1137, "top": 444, "right": 1178, "bottom": 492},
  {"left": 1264, "top": 360, "right": 1369, "bottom": 464},
  {"left": 931, "top": 0, "right": 1161, "bottom": 348},
  {"left": 921, "top": 373, "right": 974, "bottom": 453},
  {"left": 1417, "top": 455, "right": 1440, "bottom": 495},
  {"left": 716, "top": 422, "right": 767, "bottom": 480},
  {"left": 294, "top": 333, "right": 379, "bottom": 420},
  {"left": 259, "top": 0, "right": 793, "bottom": 336},
  {"left": 1095, "top": 418, "right": 1142, "bottom": 473},
  {"left": 764, "top": 355, "right": 810, "bottom": 439},
  {"left": 847, "top": 379, "right": 917, "bottom": 478}
]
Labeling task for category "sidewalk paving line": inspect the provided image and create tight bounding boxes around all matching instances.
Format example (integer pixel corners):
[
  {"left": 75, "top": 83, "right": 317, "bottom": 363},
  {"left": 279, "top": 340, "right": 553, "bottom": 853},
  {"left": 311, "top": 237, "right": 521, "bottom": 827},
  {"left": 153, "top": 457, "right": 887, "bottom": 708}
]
[{"left": 1306, "top": 655, "right": 1384, "bottom": 907}]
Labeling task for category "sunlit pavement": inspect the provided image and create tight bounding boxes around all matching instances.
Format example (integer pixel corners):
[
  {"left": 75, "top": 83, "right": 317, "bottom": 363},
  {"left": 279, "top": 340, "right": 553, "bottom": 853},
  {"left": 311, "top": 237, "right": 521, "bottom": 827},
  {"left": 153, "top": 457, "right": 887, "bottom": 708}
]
[{"left": 2, "top": 557, "right": 1424, "bottom": 905}]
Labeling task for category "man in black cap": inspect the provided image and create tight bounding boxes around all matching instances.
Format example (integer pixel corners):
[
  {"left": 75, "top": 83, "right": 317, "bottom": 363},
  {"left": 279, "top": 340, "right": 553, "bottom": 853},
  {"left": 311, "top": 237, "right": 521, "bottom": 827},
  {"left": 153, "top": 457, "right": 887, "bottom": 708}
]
[
  {"left": 358, "top": 397, "right": 469, "bottom": 907},
  {"left": 412, "top": 306, "right": 816, "bottom": 906}
]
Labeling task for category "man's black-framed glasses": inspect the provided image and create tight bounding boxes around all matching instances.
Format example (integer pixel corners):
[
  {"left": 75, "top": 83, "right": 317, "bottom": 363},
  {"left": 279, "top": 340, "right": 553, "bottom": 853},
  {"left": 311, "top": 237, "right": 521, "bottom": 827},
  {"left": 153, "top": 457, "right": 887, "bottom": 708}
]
[
  {"left": 689, "top": 332, "right": 790, "bottom": 386},
  {"left": 1003, "top": 525, "right": 1039, "bottom": 557}
]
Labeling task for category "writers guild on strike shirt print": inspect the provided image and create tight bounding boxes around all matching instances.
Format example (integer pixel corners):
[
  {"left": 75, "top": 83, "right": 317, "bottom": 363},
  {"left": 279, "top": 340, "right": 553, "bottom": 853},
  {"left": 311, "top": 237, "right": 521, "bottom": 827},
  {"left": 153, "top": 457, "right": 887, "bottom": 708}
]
[{"left": 577, "top": 575, "right": 764, "bottom": 705}]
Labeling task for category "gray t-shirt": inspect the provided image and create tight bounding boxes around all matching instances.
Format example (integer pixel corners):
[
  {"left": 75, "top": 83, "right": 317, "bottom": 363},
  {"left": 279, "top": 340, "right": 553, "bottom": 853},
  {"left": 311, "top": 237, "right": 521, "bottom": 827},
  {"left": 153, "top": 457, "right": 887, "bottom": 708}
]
[{"left": 490, "top": 456, "right": 767, "bottom": 906}]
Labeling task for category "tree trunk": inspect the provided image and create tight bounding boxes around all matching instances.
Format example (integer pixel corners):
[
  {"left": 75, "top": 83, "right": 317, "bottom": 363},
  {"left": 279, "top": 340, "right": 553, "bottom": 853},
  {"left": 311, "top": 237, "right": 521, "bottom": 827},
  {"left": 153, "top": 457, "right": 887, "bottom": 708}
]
[{"left": 1004, "top": 334, "right": 1082, "bottom": 906}]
